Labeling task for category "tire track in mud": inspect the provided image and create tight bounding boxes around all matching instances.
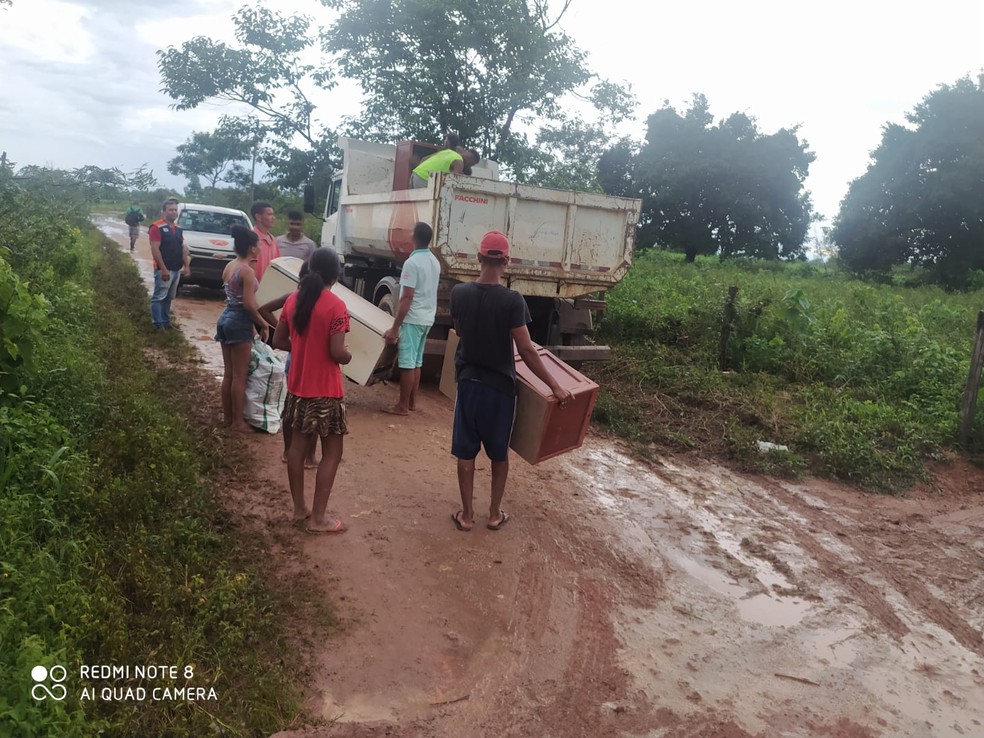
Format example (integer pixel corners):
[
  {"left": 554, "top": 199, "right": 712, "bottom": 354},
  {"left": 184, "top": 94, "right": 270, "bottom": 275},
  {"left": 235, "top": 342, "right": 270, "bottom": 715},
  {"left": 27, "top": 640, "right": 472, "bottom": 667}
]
[
  {"left": 96, "top": 220, "right": 984, "bottom": 736},
  {"left": 669, "top": 457, "right": 971, "bottom": 652},
  {"left": 727, "top": 477, "right": 911, "bottom": 641},
  {"left": 464, "top": 508, "right": 663, "bottom": 737},
  {"left": 563, "top": 444, "right": 984, "bottom": 737},
  {"left": 754, "top": 477, "right": 984, "bottom": 658}
]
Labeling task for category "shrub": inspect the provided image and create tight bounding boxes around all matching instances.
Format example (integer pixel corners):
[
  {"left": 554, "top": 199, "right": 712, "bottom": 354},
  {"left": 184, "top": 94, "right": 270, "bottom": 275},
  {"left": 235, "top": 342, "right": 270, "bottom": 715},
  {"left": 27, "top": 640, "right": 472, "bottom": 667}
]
[
  {"left": 597, "top": 250, "right": 981, "bottom": 489},
  {"left": 1, "top": 183, "right": 301, "bottom": 736}
]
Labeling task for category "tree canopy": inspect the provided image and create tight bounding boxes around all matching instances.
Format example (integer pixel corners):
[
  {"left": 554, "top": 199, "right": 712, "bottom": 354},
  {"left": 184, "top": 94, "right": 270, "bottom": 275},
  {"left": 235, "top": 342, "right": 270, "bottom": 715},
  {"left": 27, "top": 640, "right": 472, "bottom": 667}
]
[
  {"left": 832, "top": 74, "right": 984, "bottom": 288},
  {"left": 12, "top": 163, "right": 158, "bottom": 202},
  {"left": 322, "top": 0, "right": 633, "bottom": 183},
  {"left": 600, "top": 94, "right": 815, "bottom": 261},
  {"left": 157, "top": 5, "right": 337, "bottom": 191},
  {"left": 168, "top": 120, "right": 253, "bottom": 191},
  {"left": 157, "top": 0, "right": 632, "bottom": 192}
]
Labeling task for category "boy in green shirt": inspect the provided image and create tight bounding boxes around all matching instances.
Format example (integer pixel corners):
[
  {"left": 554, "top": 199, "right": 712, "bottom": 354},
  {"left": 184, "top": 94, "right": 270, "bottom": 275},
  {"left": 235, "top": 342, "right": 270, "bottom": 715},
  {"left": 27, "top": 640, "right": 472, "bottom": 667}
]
[
  {"left": 410, "top": 147, "right": 480, "bottom": 188},
  {"left": 123, "top": 202, "right": 145, "bottom": 252}
]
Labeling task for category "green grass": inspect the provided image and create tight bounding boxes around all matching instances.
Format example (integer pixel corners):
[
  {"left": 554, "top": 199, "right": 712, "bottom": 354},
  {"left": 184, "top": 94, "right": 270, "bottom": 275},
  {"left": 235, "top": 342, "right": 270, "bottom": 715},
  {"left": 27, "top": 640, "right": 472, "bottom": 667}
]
[
  {"left": 1, "top": 181, "right": 316, "bottom": 736},
  {"left": 594, "top": 250, "right": 984, "bottom": 490}
]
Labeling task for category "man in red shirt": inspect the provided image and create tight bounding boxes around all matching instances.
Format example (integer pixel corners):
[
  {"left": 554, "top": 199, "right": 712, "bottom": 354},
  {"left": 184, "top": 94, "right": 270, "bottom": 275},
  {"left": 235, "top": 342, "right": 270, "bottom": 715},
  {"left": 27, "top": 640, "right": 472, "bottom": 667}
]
[
  {"left": 251, "top": 201, "right": 280, "bottom": 282},
  {"left": 149, "top": 197, "right": 190, "bottom": 329}
]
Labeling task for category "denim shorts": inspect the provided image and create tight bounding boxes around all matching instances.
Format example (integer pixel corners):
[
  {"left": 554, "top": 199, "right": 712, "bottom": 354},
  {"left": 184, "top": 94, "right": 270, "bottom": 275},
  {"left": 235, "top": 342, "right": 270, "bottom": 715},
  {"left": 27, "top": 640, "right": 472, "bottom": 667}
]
[{"left": 214, "top": 305, "right": 254, "bottom": 344}]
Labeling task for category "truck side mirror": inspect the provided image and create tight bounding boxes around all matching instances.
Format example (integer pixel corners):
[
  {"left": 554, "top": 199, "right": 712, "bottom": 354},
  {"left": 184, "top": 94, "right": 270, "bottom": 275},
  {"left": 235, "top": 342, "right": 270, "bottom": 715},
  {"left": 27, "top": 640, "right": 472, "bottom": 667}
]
[{"left": 303, "top": 185, "right": 315, "bottom": 215}]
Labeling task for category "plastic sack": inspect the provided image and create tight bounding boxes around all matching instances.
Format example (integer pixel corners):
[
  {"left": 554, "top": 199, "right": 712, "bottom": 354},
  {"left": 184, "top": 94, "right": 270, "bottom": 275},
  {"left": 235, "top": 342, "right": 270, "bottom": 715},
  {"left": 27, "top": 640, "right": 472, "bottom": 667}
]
[{"left": 244, "top": 338, "right": 286, "bottom": 433}]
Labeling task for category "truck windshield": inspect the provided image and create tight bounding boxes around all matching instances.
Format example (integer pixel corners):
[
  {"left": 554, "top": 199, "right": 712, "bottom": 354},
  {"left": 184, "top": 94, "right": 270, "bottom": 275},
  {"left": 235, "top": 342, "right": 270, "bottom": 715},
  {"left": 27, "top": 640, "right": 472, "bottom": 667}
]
[{"left": 178, "top": 210, "right": 249, "bottom": 235}]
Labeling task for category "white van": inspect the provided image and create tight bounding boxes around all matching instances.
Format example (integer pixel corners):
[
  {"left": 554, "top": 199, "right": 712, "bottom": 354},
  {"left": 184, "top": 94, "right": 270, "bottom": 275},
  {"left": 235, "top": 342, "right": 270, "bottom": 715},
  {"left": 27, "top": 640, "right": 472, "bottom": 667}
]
[{"left": 176, "top": 203, "right": 252, "bottom": 287}]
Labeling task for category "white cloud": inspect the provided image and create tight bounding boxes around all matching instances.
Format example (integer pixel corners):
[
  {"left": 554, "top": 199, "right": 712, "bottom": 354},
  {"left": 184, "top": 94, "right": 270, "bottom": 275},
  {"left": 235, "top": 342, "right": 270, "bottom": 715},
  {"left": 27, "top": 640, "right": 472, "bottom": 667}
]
[
  {"left": 1, "top": 0, "right": 982, "bottom": 217},
  {"left": 3, "top": 0, "right": 95, "bottom": 63},
  {"left": 560, "top": 0, "right": 984, "bottom": 218}
]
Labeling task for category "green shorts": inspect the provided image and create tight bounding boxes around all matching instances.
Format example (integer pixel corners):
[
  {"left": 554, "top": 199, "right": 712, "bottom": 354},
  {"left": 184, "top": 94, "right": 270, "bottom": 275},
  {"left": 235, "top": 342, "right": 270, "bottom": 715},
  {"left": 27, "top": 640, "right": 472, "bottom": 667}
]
[{"left": 397, "top": 323, "right": 430, "bottom": 369}]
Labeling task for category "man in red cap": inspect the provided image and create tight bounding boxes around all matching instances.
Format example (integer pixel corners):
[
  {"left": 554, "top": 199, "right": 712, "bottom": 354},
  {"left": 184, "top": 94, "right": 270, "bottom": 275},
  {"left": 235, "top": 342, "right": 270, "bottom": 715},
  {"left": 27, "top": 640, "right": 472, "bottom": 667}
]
[{"left": 448, "top": 231, "right": 572, "bottom": 532}]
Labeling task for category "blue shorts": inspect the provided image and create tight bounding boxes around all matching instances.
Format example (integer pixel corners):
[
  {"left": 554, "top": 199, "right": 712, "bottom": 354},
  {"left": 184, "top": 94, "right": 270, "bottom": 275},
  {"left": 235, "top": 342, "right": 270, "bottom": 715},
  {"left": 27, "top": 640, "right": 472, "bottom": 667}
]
[
  {"left": 214, "top": 305, "right": 254, "bottom": 344},
  {"left": 451, "top": 379, "right": 516, "bottom": 462},
  {"left": 397, "top": 323, "right": 429, "bottom": 369}
]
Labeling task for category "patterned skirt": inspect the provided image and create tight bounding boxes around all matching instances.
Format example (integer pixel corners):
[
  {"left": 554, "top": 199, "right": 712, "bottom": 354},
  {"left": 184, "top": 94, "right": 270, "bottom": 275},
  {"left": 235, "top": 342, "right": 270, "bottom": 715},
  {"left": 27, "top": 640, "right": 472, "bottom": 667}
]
[{"left": 282, "top": 394, "right": 348, "bottom": 437}]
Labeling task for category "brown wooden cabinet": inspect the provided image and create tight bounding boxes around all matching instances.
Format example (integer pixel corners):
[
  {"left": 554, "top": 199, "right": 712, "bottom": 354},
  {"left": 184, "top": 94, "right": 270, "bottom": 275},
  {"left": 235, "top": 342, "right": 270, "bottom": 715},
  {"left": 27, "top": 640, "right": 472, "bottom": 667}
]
[
  {"left": 392, "top": 141, "right": 440, "bottom": 190},
  {"left": 510, "top": 346, "right": 598, "bottom": 464}
]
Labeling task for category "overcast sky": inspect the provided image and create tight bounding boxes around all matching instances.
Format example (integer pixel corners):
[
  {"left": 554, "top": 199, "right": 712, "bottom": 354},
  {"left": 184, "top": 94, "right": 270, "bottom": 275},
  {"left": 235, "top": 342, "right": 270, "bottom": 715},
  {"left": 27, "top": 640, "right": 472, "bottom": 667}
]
[{"left": 1, "top": 0, "right": 982, "bottom": 220}]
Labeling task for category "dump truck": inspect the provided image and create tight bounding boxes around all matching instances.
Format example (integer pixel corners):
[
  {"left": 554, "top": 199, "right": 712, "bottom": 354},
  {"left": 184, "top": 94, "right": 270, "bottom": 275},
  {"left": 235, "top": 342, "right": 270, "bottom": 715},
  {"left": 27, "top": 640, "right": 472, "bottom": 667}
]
[{"left": 303, "top": 137, "right": 641, "bottom": 362}]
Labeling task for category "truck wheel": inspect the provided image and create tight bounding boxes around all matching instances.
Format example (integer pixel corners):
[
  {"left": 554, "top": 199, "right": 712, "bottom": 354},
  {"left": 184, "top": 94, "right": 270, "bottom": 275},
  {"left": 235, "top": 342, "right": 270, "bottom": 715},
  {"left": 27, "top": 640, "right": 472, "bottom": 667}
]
[
  {"left": 374, "top": 291, "right": 400, "bottom": 380},
  {"left": 377, "top": 292, "right": 396, "bottom": 316}
]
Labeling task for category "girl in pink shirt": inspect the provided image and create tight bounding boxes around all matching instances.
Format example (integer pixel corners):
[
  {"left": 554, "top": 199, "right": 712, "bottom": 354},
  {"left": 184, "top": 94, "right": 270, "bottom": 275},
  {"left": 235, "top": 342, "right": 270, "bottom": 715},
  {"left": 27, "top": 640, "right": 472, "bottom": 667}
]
[{"left": 273, "top": 249, "right": 352, "bottom": 533}]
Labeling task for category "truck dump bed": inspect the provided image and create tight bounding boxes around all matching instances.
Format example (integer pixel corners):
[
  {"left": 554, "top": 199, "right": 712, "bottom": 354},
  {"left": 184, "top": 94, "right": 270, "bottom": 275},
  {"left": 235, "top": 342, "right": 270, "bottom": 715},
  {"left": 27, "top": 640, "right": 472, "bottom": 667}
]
[
  {"left": 434, "top": 174, "right": 639, "bottom": 298},
  {"left": 333, "top": 138, "right": 641, "bottom": 299}
]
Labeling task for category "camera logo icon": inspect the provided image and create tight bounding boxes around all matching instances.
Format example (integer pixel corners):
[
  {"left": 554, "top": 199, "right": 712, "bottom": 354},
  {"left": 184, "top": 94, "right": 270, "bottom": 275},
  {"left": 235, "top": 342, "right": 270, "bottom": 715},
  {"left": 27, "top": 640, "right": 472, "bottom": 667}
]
[{"left": 31, "top": 665, "right": 67, "bottom": 701}]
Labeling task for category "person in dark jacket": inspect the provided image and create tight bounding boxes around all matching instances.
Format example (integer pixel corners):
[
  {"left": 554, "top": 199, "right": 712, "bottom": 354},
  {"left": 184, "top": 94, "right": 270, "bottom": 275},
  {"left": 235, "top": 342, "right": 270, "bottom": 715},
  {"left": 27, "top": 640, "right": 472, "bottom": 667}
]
[
  {"left": 148, "top": 197, "right": 189, "bottom": 330},
  {"left": 123, "top": 201, "right": 145, "bottom": 252}
]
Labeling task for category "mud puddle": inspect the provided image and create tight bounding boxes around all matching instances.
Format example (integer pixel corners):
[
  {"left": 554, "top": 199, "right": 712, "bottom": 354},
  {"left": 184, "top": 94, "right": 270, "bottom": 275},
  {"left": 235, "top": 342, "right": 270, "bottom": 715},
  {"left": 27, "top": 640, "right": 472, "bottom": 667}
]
[
  {"left": 566, "top": 444, "right": 984, "bottom": 737},
  {"left": 97, "top": 215, "right": 984, "bottom": 738}
]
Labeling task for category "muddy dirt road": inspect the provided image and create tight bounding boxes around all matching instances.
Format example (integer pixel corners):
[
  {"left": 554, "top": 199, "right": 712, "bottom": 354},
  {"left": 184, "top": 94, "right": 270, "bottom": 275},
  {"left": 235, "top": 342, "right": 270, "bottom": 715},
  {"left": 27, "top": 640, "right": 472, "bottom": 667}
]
[{"left": 101, "top": 217, "right": 984, "bottom": 737}]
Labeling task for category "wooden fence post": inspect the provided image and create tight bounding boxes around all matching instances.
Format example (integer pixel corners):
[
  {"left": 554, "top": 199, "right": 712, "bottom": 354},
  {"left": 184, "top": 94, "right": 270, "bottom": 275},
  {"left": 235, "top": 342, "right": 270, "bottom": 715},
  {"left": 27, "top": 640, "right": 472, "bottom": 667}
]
[
  {"left": 958, "top": 311, "right": 984, "bottom": 446},
  {"left": 719, "top": 286, "right": 739, "bottom": 372}
]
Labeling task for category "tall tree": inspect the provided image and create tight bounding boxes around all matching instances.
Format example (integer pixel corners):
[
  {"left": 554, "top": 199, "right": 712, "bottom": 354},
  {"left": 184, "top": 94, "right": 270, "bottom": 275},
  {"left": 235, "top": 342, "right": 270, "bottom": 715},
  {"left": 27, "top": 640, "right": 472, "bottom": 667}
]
[
  {"left": 832, "top": 74, "right": 984, "bottom": 288},
  {"left": 321, "top": 0, "right": 633, "bottom": 180},
  {"left": 601, "top": 94, "right": 815, "bottom": 261},
  {"left": 158, "top": 1, "right": 632, "bottom": 191},
  {"left": 157, "top": 5, "right": 338, "bottom": 188},
  {"left": 168, "top": 121, "right": 252, "bottom": 192},
  {"left": 596, "top": 138, "right": 638, "bottom": 199}
]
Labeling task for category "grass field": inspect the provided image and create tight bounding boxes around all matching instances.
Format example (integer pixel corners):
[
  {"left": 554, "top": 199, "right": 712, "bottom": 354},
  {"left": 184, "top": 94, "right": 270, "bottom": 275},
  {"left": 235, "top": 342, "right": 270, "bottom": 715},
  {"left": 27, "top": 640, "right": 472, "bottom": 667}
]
[
  {"left": 1, "top": 182, "right": 313, "bottom": 736},
  {"left": 594, "top": 250, "right": 984, "bottom": 490}
]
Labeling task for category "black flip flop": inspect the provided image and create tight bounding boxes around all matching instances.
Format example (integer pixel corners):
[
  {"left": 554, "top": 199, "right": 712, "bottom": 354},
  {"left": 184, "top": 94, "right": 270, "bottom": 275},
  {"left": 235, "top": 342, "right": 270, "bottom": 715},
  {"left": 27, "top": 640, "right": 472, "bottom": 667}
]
[
  {"left": 451, "top": 511, "right": 472, "bottom": 532},
  {"left": 486, "top": 511, "right": 510, "bottom": 531}
]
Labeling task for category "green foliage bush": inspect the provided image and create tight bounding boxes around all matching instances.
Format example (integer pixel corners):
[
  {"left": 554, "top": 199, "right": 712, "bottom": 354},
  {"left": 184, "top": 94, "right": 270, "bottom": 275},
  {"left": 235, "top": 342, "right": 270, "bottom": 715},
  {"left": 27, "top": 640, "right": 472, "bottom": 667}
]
[
  {"left": 597, "top": 250, "right": 981, "bottom": 489},
  {"left": 0, "top": 181, "right": 299, "bottom": 735},
  {"left": 0, "top": 257, "right": 49, "bottom": 393}
]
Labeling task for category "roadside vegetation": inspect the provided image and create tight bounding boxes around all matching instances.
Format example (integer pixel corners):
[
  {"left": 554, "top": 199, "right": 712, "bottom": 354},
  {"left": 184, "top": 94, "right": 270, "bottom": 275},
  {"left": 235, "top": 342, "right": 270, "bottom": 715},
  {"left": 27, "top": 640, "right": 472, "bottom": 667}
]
[
  {"left": 595, "top": 250, "right": 984, "bottom": 491},
  {"left": 0, "top": 174, "right": 305, "bottom": 735},
  {"left": 2, "top": 3, "right": 978, "bottom": 735}
]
